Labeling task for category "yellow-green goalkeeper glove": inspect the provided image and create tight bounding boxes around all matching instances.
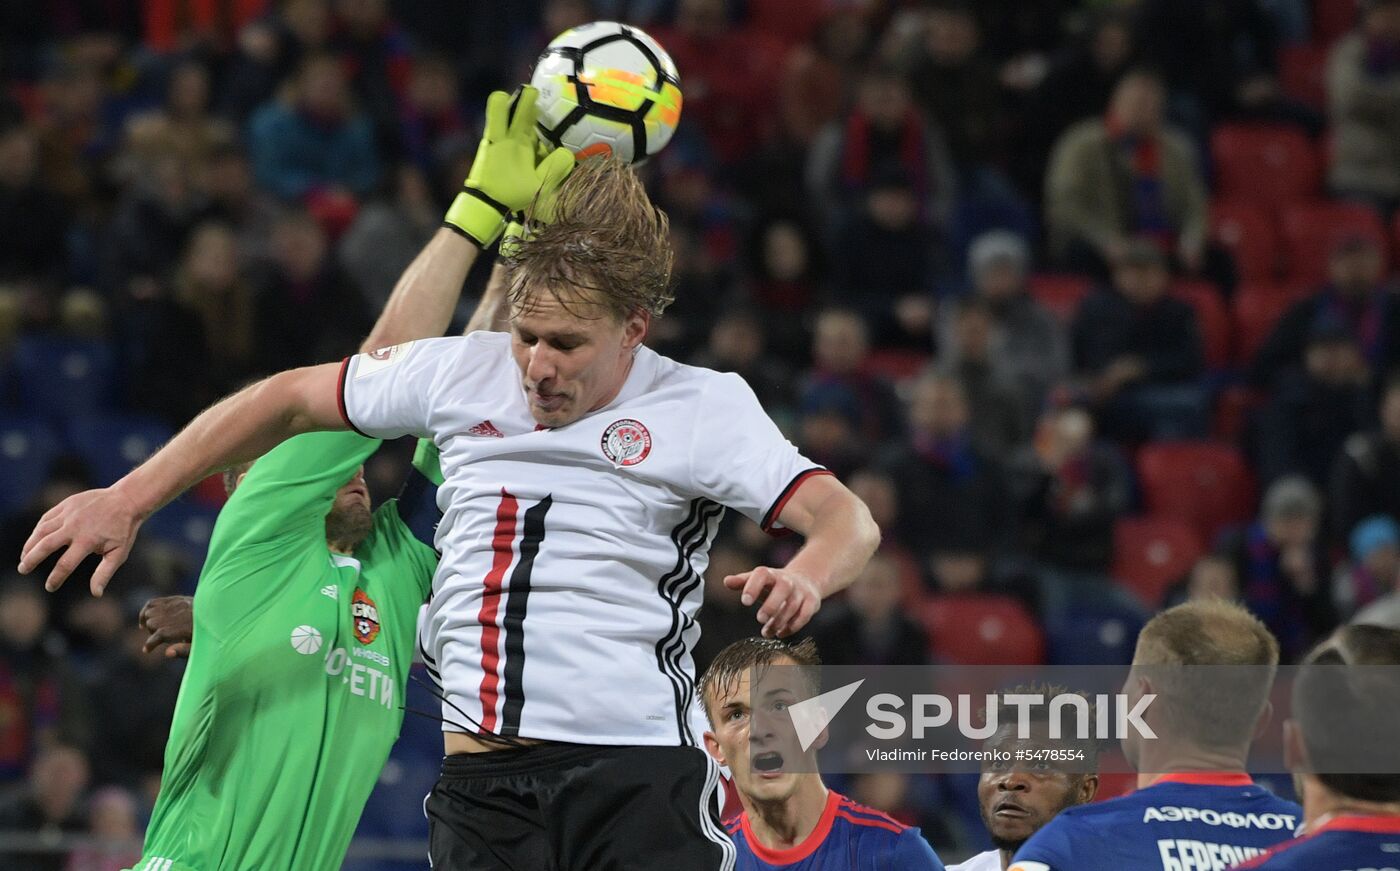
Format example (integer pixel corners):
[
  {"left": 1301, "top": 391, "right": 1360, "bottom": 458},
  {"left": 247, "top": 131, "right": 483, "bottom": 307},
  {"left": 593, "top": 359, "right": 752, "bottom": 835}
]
[{"left": 444, "top": 87, "right": 574, "bottom": 248}]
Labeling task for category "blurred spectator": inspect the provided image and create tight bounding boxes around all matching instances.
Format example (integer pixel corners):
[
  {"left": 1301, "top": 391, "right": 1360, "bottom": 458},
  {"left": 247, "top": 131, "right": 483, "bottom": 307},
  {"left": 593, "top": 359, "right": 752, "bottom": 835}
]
[
  {"left": 829, "top": 170, "right": 940, "bottom": 319},
  {"left": 99, "top": 156, "right": 204, "bottom": 298},
  {"left": 1071, "top": 240, "right": 1207, "bottom": 440},
  {"left": 397, "top": 55, "right": 467, "bottom": 173},
  {"left": 692, "top": 541, "right": 760, "bottom": 674},
  {"left": 776, "top": 8, "right": 871, "bottom": 147},
  {"left": 652, "top": 0, "right": 787, "bottom": 164},
  {"left": 802, "top": 309, "right": 904, "bottom": 442},
  {"left": 0, "top": 743, "right": 89, "bottom": 871},
  {"left": 898, "top": 3, "right": 1009, "bottom": 182},
  {"left": 84, "top": 616, "right": 183, "bottom": 792},
  {"left": 1250, "top": 235, "right": 1400, "bottom": 391},
  {"left": 796, "top": 382, "right": 864, "bottom": 480},
  {"left": 64, "top": 786, "right": 140, "bottom": 871},
  {"left": 807, "top": 65, "right": 957, "bottom": 233},
  {"left": 117, "top": 59, "right": 235, "bottom": 183},
  {"left": 847, "top": 469, "right": 925, "bottom": 606},
  {"left": 1179, "top": 553, "right": 1243, "bottom": 605},
  {"left": 32, "top": 60, "right": 123, "bottom": 203},
  {"left": 1224, "top": 476, "right": 1337, "bottom": 661},
  {"left": 248, "top": 52, "right": 381, "bottom": 202},
  {"left": 198, "top": 144, "right": 280, "bottom": 269},
  {"left": 176, "top": 222, "right": 257, "bottom": 387},
  {"left": 1254, "top": 323, "right": 1372, "bottom": 488},
  {"left": 339, "top": 164, "right": 440, "bottom": 314},
  {"left": 938, "top": 298, "right": 1028, "bottom": 456},
  {"left": 809, "top": 554, "right": 928, "bottom": 667},
  {"left": 1334, "top": 515, "right": 1400, "bottom": 619},
  {"left": 1008, "top": 404, "right": 1131, "bottom": 575},
  {"left": 330, "top": 0, "right": 414, "bottom": 151},
  {"left": 941, "top": 230, "right": 1068, "bottom": 416},
  {"left": 256, "top": 210, "right": 370, "bottom": 371},
  {"left": 883, "top": 373, "right": 1011, "bottom": 562},
  {"left": 1032, "top": 10, "right": 1136, "bottom": 155},
  {"left": 0, "top": 123, "right": 70, "bottom": 287},
  {"left": 220, "top": 0, "right": 333, "bottom": 123},
  {"left": 1133, "top": 0, "right": 1280, "bottom": 128},
  {"left": 690, "top": 309, "right": 796, "bottom": 413},
  {"left": 1328, "top": 0, "right": 1400, "bottom": 214},
  {"left": 744, "top": 216, "right": 825, "bottom": 318},
  {"left": 0, "top": 579, "right": 90, "bottom": 781},
  {"left": 1331, "top": 375, "right": 1400, "bottom": 541},
  {"left": 1045, "top": 71, "right": 1208, "bottom": 277}
]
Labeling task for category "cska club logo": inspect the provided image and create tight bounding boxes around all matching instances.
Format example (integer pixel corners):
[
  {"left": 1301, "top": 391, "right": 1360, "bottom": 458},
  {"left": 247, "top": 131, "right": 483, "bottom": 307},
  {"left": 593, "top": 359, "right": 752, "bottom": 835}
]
[
  {"left": 351, "top": 589, "right": 381, "bottom": 645},
  {"left": 601, "top": 418, "right": 652, "bottom": 467}
]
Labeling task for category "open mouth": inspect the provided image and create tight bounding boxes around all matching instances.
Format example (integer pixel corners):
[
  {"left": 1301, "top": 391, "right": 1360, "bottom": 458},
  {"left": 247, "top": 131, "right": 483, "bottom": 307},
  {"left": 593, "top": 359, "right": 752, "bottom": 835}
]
[
  {"left": 752, "top": 752, "right": 785, "bottom": 774},
  {"left": 993, "top": 800, "right": 1030, "bottom": 819}
]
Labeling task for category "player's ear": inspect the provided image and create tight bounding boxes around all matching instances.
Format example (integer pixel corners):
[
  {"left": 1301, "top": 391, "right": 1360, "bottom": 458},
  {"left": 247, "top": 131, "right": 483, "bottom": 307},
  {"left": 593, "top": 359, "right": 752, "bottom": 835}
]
[
  {"left": 703, "top": 730, "right": 726, "bottom": 766},
  {"left": 1078, "top": 773, "right": 1099, "bottom": 804},
  {"left": 621, "top": 307, "right": 650, "bottom": 351}
]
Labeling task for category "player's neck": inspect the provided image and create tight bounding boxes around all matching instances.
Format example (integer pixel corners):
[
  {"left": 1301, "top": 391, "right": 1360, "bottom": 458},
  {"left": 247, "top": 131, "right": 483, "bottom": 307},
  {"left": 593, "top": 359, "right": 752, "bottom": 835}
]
[
  {"left": 998, "top": 847, "right": 1013, "bottom": 869},
  {"left": 328, "top": 541, "right": 355, "bottom": 556},
  {"left": 745, "top": 778, "right": 829, "bottom": 851},
  {"left": 1136, "top": 746, "right": 1251, "bottom": 789},
  {"left": 1303, "top": 776, "right": 1400, "bottom": 831},
  {"left": 586, "top": 349, "right": 638, "bottom": 415}
]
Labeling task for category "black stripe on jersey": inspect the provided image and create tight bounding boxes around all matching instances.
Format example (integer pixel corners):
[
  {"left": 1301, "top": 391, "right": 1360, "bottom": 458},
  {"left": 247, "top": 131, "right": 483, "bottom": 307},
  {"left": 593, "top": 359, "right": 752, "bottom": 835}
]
[
  {"left": 500, "top": 495, "right": 551, "bottom": 735},
  {"left": 654, "top": 498, "right": 724, "bottom": 744},
  {"left": 336, "top": 357, "right": 372, "bottom": 438}
]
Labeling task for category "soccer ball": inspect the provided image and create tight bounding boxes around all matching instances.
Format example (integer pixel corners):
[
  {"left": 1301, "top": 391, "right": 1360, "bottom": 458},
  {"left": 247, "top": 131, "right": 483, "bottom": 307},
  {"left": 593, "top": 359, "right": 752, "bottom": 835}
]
[{"left": 530, "top": 21, "right": 682, "bottom": 165}]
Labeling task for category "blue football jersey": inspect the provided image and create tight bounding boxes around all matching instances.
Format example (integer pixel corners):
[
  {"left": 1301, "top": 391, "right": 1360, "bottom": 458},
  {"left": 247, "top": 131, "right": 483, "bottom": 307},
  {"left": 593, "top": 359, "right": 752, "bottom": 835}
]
[
  {"left": 725, "top": 791, "right": 945, "bottom": 870},
  {"left": 1234, "top": 815, "right": 1400, "bottom": 869},
  {"left": 1008, "top": 774, "right": 1302, "bottom": 871}
]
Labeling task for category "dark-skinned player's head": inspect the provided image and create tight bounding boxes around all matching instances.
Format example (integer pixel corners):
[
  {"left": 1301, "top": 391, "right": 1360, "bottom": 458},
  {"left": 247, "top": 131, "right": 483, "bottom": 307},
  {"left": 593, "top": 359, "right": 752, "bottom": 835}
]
[
  {"left": 699, "top": 637, "right": 823, "bottom": 807},
  {"left": 1288, "top": 624, "right": 1400, "bottom": 806},
  {"left": 977, "top": 685, "right": 1100, "bottom": 855},
  {"left": 224, "top": 458, "right": 372, "bottom": 553},
  {"left": 501, "top": 157, "right": 673, "bottom": 428}
]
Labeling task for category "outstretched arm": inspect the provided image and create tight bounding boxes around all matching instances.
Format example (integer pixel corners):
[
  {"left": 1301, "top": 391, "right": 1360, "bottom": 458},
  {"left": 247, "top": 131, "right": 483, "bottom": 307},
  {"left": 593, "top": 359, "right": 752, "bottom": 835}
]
[
  {"left": 725, "top": 475, "right": 880, "bottom": 638},
  {"left": 19, "top": 362, "right": 345, "bottom": 595}
]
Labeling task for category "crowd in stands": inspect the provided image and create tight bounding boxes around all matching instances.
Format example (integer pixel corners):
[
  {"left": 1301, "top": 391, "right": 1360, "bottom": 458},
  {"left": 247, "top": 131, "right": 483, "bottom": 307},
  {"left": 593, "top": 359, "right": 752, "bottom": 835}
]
[{"left": 2, "top": 0, "right": 1398, "bottom": 864}]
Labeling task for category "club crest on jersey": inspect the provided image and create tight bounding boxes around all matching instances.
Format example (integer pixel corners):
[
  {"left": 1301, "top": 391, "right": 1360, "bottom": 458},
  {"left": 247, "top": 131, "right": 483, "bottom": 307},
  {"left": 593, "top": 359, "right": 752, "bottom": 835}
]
[
  {"left": 351, "top": 589, "right": 380, "bottom": 644},
  {"left": 601, "top": 418, "right": 652, "bottom": 467}
]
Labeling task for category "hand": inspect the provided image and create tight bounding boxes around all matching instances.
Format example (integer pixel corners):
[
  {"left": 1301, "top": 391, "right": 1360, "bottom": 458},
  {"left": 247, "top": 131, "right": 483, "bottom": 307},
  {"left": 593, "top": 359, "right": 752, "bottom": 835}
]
[
  {"left": 723, "top": 566, "right": 823, "bottom": 638},
  {"left": 140, "top": 596, "right": 195, "bottom": 658},
  {"left": 17, "top": 487, "right": 145, "bottom": 597},
  {"left": 445, "top": 87, "right": 575, "bottom": 248}
]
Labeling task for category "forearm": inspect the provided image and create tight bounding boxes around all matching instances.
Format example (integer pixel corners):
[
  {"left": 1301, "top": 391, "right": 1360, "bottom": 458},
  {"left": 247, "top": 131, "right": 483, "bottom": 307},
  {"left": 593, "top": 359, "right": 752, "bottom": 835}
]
[
  {"left": 362, "top": 228, "right": 480, "bottom": 351},
  {"left": 464, "top": 261, "right": 513, "bottom": 335},
  {"left": 116, "top": 366, "right": 340, "bottom": 517},
  {"left": 783, "top": 494, "right": 881, "bottom": 598}
]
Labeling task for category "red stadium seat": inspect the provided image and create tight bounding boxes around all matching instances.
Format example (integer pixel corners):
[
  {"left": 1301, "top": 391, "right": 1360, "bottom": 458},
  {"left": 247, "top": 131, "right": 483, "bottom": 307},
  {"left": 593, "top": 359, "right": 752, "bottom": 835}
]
[
  {"left": 1279, "top": 44, "right": 1330, "bottom": 111},
  {"left": 1210, "top": 198, "right": 1279, "bottom": 282},
  {"left": 1027, "top": 274, "right": 1093, "bottom": 324},
  {"left": 920, "top": 594, "right": 1045, "bottom": 666},
  {"left": 1233, "top": 283, "right": 1310, "bottom": 365},
  {"left": 1315, "top": 0, "right": 1361, "bottom": 45},
  {"left": 1213, "top": 384, "right": 1268, "bottom": 441},
  {"left": 1171, "top": 280, "right": 1231, "bottom": 370},
  {"left": 1211, "top": 125, "right": 1322, "bottom": 207},
  {"left": 1137, "top": 441, "right": 1256, "bottom": 542},
  {"left": 1112, "top": 516, "right": 1204, "bottom": 608},
  {"left": 1280, "top": 201, "right": 1387, "bottom": 286}
]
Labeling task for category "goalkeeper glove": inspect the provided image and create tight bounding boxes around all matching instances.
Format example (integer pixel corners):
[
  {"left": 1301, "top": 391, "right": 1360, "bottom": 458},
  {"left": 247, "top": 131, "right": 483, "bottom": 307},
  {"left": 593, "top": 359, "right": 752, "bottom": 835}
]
[{"left": 445, "top": 87, "right": 574, "bottom": 248}]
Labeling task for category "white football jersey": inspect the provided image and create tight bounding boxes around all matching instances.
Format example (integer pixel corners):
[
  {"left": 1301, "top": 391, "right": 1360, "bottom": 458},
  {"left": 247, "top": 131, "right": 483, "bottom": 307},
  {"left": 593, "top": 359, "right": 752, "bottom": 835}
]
[{"left": 339, "top": 332, "right": 826, "bottom": 746}]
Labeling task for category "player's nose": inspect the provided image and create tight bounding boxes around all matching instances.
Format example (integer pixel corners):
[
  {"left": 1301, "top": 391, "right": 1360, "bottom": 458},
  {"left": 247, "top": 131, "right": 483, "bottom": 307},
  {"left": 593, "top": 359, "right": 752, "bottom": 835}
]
[{"left": 526, "top": 344, "right": 558, "bottom": 384}]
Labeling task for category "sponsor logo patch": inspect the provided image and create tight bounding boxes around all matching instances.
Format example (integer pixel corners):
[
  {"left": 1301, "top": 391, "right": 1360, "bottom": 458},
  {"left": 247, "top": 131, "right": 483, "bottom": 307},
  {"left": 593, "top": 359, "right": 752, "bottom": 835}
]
[
  {"left": 354, "top": 341, "right": 416, "bottom": 379},
  {"left": 351, "top": 589, "right": 381, "bottom": 644},
  {"left": 600, "top": 418, "right": 652, "bottom": 467},
  {"left": 468, "top": 420, "right": 505, "bottom": 438},
  {"left": 290, "top": 625, "right": 323, "bottom": 655}
]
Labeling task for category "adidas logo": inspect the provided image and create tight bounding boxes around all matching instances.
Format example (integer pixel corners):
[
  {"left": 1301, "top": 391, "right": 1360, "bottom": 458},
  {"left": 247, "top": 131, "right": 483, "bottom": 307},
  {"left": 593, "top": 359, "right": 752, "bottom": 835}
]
[
  {"left": 468, "top": 420, "right": 505, "bottom": 438},
  {"left": 320, "top": 585, "right": 339, "bottom": 601}
]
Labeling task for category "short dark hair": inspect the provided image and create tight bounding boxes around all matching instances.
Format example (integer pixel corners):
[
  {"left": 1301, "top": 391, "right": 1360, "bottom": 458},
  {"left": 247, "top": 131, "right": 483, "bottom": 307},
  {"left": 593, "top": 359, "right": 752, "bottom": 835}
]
[
  {"left": 1296, "top": 625, "right": 1400, "bottom": 803},
  {"left": 986, "top": 683, "right": 1101, "bottom": 770},
  {"left": 222, "top": 460, "right": 255, "bottom": 495},
  {"left": 697, "top": 637, "right": 821, "bottom": 726}
]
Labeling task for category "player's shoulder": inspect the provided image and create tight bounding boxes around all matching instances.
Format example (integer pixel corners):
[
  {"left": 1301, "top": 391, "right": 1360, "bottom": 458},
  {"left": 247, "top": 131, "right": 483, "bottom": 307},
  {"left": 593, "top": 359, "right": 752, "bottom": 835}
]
[
  {"left": 1230, "top": 832, "right": 1326, "bottom": 870},
  {"left": 832, "top": 794, "right": 913, "bottom": 835}
]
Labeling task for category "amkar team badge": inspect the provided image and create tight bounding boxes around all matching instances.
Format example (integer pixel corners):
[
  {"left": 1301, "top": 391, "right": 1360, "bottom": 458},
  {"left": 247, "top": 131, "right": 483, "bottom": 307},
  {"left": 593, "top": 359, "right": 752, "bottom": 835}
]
[
  {"left": 351, "top": 589, "right": 381, "bottom": 644},
  {"left": 601, "top": 418, "right": 652, "bottom": 467}
]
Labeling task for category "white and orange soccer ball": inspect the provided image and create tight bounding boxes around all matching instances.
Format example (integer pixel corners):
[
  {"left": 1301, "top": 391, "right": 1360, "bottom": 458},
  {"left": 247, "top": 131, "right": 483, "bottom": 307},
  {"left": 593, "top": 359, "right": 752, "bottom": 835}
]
[{"left": 529, "top": 21, "right": 682, "bottom": 165}]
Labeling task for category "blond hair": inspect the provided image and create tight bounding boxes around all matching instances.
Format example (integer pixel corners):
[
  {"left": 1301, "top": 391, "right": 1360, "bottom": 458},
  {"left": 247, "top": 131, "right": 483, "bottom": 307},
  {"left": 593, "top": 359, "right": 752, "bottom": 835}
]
[
  {"left": 1133, "top": 599, "right": 1280, "bottom": 750},
  {"left": 504, "top": 156, "right": 674, "bottom": 320}
]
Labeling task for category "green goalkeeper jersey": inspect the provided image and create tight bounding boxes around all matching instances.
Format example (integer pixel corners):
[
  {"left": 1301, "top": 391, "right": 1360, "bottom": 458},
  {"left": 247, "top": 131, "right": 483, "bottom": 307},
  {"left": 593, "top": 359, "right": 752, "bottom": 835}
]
[{"left": 129, "top": 431, "right": 438, "bottom": 871}]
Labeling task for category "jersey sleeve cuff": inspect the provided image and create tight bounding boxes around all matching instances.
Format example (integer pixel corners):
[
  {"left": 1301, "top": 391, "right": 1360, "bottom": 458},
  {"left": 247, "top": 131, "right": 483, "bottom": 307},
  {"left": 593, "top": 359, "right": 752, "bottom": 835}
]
[
  {"left": 760, "top": 468, "right": 835, "bottom": 536},
  {"left": 337, "top": 356, "right": 372, "bottom": 438}
]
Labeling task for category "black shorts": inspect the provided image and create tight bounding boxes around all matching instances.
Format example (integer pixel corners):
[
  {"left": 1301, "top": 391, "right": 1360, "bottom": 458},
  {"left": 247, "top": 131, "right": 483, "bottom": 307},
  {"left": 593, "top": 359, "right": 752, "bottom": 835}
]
[{"left": 425, "top": 743, "right": 735, "bottom": 871}]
